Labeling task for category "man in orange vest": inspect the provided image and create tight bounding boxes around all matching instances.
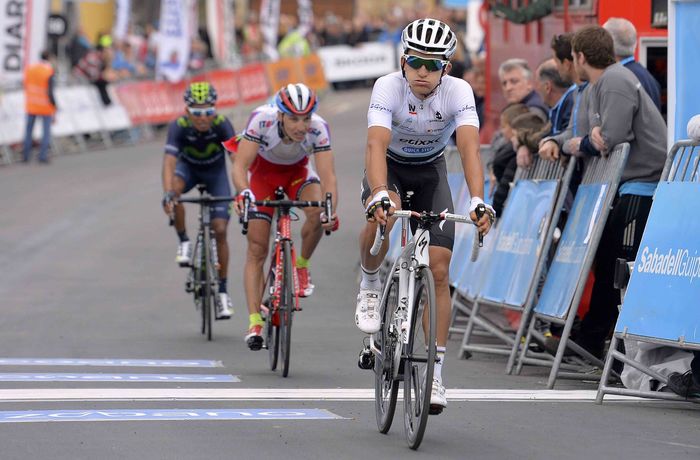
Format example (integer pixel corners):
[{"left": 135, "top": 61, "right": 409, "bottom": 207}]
[{"left": 23, "top": 51, "right": 57, "bottom": 163}]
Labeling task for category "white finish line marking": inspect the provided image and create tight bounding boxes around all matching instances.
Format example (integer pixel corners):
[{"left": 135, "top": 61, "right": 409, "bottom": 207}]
[
  {"left": 0, "top": 373, "right": 239, "bottom": 383},
  {"left": 0, "top": 388, "right": 651, "bottom": 402},
  {"left": 0, "top": 358, "right": 223, "bottom": 368},
  {"left": 0, "top": 408, "right": 345, "bottom": 423}
]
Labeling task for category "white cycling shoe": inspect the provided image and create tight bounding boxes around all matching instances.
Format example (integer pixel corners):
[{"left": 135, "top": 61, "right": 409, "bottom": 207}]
[
  {"left": 355, "top": 288, "right": 381, "bottom": 334},
  {"left": 430, "top": 378, "right": 447, "bottom": 414},
  {"left": 216, "top": 293, "right": 233, "bottom": 320},
  {"left": 175, "top": 241, "right": 192, "bottom": 267}
]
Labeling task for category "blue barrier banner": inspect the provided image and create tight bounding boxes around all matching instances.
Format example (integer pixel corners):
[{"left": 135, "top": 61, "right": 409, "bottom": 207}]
[
  {"left": 616, "top": 182, "right": 700, "bottom": 344},
  {"left": 673, "top": 2, "right": 700, "bottom": 142},
  {"left": 479, "top": 180, "right": 558, "bottom": 306},
  {"left": 535, "top": 184, "right": 608, "bottom": 318}
]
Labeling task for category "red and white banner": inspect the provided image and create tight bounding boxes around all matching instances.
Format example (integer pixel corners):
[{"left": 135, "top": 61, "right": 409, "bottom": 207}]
[
  {"left": 206, "top": 0, "right": 236, "bottom": 67},
  {"left": 260, "top": 0, "right": 280, "bottom": 61},
  {"left": 156, "top": 0, "right": 192, "bottom": 82},
  {"left": 0, "top": 0, "right": 49, "bottom": 87}
]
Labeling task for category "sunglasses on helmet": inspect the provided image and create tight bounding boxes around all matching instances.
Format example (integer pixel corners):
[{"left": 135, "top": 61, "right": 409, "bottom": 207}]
[
  {"left": 403, "top": 55, "right": 448, "bottom": 72},
  {"left": 188, "top": 107, "right": 216, "bottom": 117}
]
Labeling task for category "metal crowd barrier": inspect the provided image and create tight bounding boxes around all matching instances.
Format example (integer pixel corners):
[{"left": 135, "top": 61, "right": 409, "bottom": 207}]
[
  {"left": 597, "top": 139, "right": 700, "bottom": 403},
  {"left": 454, "top": 154, "right": 576, "bottom": 373},
  {"left": 516, "top": 143, "right": 630, "bottom": 388}
]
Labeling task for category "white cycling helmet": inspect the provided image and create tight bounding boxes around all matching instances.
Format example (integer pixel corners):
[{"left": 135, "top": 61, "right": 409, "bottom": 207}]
[{"left": 401, "top": 18, "right": 457, "bottom": 60}]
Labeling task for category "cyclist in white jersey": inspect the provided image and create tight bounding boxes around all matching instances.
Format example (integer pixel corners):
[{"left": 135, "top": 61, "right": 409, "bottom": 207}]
[
  {"left": 355, "top": 18, "right": 495, "bottom": 412},
  {"left": 228, "top": 83, "right": 339, "bottom": 350}
]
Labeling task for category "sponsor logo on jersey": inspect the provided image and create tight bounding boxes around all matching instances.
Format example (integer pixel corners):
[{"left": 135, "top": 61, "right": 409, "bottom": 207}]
[
  {"left": 456, "top": 104, "right": 477, "bottom": 115},
  {"left": 369, "top": 103, "right": 391, "bottom": 113},
  {"left": 435, "top": 111, "right": 442, "bottom": 120},
  {"left": 408, "top": 103, "right": 417, "bottom": 115},
  {"left": 402, "top": 146, "right": 433, "bottom": 154},
  {"left": 308, "top": 127, "right": 321, "bottom": 136},
  {"left": 259, "top": 120, "right": 273, "bottom": 129},
  {"left": 399, "top": 138, "right": 439, "bottom": 146}
]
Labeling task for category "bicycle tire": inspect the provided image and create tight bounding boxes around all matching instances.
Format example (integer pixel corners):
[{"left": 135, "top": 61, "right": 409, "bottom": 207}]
[
  {"left": 266, "top": 309, "right": 280, "bottom": 371},
  {"left": 404, "top": 267, "right": 436, "bottom": 450},
  {"left": 202, "top": 229, "right": 214, "bottom": 341},
  {"left": 279, "top": 240, "right": 294, "bottom": 377},
  {"left": 374, "top": 273, "right": 400, "bottom": 434},
  {"left": 192, "top": 237, "right": 206, "bottom": 336}
]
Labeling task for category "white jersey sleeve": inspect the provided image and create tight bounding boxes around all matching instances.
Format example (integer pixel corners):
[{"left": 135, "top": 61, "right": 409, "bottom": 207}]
[
  {"left": 447, "top": 77, "right": 480, "bottom": 129},
  {"left": 309, "top": 114, "right": 332, "bottom": 153},
  {"left": 367, "top": 74, "right": 400, "bottom": 130}
]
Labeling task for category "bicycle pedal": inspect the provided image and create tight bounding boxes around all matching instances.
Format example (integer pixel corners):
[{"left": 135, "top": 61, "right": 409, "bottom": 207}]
[{"left": 429, "top": 404, "right": 444, "bottom": 415}]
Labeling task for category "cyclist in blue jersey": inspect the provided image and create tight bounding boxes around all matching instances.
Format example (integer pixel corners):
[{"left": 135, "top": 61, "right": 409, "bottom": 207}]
[{"left": 161, "top": 82, "right": 236, "bottom": 320}]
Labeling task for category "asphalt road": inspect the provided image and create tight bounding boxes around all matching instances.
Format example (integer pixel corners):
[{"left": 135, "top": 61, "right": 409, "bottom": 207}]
[{"left": 0, "top": 87, "right": 698, "bottom": 459}]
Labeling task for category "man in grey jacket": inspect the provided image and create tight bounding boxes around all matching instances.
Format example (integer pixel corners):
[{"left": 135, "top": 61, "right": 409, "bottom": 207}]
[{"left": 563, "top": 25, "right": 667, "bottom": 358}]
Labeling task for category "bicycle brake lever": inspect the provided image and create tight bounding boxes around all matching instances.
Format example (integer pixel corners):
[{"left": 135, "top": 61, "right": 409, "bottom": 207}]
[{"left": 475, "top": 203, "right": 485, "bottom": 247}]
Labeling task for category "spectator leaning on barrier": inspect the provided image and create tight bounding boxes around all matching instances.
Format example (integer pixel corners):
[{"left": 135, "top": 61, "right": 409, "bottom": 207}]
[
  {"left": 603, "top": 17, "right": 662, "bottom": 113},
  {"left": 511, "top": 111, "right": 551, "bottom": 169},
  {"left": 664, "top": 115, "right": 700, "bottom": 399},
  {"left": 536, "top": 58, "right": 575, "bottom": 136},
  {"left": 22, "top": 50, "right": 57, "bottom": 164},
  {"left": 560, "top": 25, "right": 667, "bottom": 359},
  {"left": 489, "top": 58, "right": 548, "bottom": 217}
]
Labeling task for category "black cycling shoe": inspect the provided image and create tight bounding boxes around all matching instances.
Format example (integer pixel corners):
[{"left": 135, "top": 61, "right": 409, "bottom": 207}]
[{"left": 245, "top": 325, "right": 263, "bottom": 351}]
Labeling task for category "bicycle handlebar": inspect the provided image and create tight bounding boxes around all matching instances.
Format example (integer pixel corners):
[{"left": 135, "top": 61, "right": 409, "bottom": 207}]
[
  {"left": 239, "top": 191, "right": 334, "bottom": 236},
  {"left": 369, "top": 207, "right": 485, "bottom": 257}
]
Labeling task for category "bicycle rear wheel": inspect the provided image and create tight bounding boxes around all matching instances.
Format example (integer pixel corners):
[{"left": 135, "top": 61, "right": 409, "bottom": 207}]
[
  {"left": 374, "top": 273, "right": 400, "bottom": 434},
  {"left": 279, "top": 240, "right": 294, "bottom": 378},
  {"left": 404, "top": 267, "right": 436, "bottom": 450}
]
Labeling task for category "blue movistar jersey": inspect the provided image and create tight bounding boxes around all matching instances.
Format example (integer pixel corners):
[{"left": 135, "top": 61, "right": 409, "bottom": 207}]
[{"left": 165, "top": 114, "right": 235, "bottom": 167}]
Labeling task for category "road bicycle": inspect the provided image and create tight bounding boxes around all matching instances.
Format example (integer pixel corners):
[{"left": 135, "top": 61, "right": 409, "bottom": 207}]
[
  {"left": 241, "top": 187, "right": 333, "bottom": 377},
  {"left": 361, "top": 198, "right": 485, "bottom": 449},
  {"left": 176, "top": 185, "right": 235, "bottom": 341}
]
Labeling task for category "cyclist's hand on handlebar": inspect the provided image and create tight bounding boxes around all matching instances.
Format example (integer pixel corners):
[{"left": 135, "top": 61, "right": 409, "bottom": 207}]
[
  {"left": 234, "top": 188, "right": 255, "bottom": 216},
  {"left": 469, "top": 197, "right": 496, "bottom": 235},
  {"left": 321, "top": 213, "right": 340, "bottom": 232},
  {"left": 365, "top": 191, "right": 396, "bottom": 226},
  {"left": 162, "top": 190, "right": 176, "bottom": 216}
]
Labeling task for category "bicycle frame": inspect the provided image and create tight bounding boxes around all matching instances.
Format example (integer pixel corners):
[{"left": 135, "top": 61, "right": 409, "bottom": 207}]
[
  {"left": 371, "top": 212, "right": 431, "bottom": 379},
  {"left": 268, "top": 207, "right": 299, "bottom": 312}
]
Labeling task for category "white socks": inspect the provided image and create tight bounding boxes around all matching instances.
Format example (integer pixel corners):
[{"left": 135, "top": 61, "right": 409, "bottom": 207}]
[
  {"left": 434, "top": 346, "right": 446, "bottom": 384},
  {"left": 360, "top": 265, "right": 381, "bottom": 291}
]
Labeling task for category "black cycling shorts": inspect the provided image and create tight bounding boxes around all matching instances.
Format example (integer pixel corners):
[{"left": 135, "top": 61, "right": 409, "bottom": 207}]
[{"left": 360, "top": 155, "right": 455, "bottom": 251}]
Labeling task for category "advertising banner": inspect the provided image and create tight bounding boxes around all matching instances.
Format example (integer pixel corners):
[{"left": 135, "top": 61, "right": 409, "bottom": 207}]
[
  {"left": 535, "top": 184, "right": 608, "bottom": 318},
  {"left": 671, "top": 1, "right": 700, "bottom": 142},
  {"left": 317, "top": 42, "right": 398, "bottom": 83},
  {"left": 112, "top": 0, "right": 130, "bottom": 41},
  {"left": 156, "top": 0, "right": 191, "bottom": 82},
  {"left": 260, "top": 0, "right": 280, "bottom": 61},
  {"left": 0, "top": 0, "right": 49, "bottom": 86},
  {"left": 616, "top": 182, "right": 700, "bottom": 345},
  {"left": 206, "top": 0, "right": 236, "bottom": 66},
  {"left": 480, "top": 180, "right": 558, "bottom": 307}
]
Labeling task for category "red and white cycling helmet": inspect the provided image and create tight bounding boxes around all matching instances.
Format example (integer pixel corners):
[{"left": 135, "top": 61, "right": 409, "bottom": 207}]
[{"left": 275, "top": 83, "right": 318, "bottom": 116}]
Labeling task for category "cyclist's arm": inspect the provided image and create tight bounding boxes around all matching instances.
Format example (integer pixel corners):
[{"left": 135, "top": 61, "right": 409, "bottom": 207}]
[
  {"left": 365, "top": 126, "right": 392, "bottom": 195},
  {"left": 314, "top": 150, "right": 338, "bottom": 210},
  {"left": 455, "top": 124, "right": 484, "bottom": 200},
  {"left": 231, "top": 137, "right": 259, "bottom": 193},
  {"left": 162, "top": 154, "right": 177, "bottom": 193}
]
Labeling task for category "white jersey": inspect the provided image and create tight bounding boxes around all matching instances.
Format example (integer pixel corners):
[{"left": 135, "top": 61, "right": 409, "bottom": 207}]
[
  {"left": 367, "top": 72, "right": 479, "bottom": 164},
  {"left": 243, "top": 104, "right": 332, "bottom": 165}
]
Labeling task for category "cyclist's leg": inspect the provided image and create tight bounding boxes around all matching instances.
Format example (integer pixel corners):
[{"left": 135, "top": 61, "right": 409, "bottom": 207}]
[
  {"left": 202, "top": 165, "right": 233, "bottom": 287},
  {"left": 244, "top": 216, "right": 272, "bottom": 316},
  {"left": 296, "top": 182, "right": 322, "bottom": 260},
  {"left": 172, "top": 161, "right": 196, "bottom": 265}
]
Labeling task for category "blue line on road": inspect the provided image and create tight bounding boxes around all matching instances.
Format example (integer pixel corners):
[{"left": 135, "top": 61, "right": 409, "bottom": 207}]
[
  {"left": 0, "top": 409, "right": 344, "bottom": 423},
  {"left": 0, "top": 373, "right": 238, "bottom": 382},
  {"left": 0, "top": 358, "right": 223, "bottom": 368}
]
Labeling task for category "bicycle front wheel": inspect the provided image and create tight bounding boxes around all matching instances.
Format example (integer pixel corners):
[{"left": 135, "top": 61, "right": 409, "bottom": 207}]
[
  {"left": 404, "top": 267, "right": 436, "bottom": 450},
  {"left": 374, "top": 273, "right": 400, "bottom": 434},
  {"left": 279, "top": 240, "right": 294, "bottom": 378},
  {"left": 202, "top": 229, "right": 217, "bottom": 341}
]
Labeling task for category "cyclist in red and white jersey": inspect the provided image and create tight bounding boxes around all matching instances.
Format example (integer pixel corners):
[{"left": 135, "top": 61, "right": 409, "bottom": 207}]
[
  {"left": 229, "top": 83, "right": 339, "bottom": 350},
  {"left": 356, "top": 18, "right": 495, "bottom": 411}
]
